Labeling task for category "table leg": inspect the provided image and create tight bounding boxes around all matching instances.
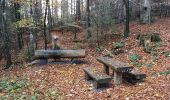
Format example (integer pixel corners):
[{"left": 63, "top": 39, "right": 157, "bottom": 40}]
[
  {"left": 114, "top": 71, "right": 122, "bottom": 85},
  {"left": 103, "top": 64, "right": 109, "bottom": 75}
]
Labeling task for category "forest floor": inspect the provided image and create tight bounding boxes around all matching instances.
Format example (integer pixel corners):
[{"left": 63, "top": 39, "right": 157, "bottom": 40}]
[{"left": 0, "top": 17, "right": 170, "bottom": 100}]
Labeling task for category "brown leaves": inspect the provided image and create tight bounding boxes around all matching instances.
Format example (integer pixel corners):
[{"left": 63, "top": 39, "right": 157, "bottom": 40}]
[{"left": 1, "top": 18, "right": 170, "bottom": 99}]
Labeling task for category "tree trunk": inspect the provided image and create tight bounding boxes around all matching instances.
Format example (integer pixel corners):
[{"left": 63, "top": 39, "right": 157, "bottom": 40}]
[
  {"left": 34, "top": 0, "right": 38, "bottom": 49},
  {"left": 43, "top": 0, "right": 49, "bottom": 50},
  {"left": 76, "top": 0, "right": 81, "bottom": 20},
  {"left": 14, "top": 3, "right": 23, "bottom": 49},
  {"left": 71, "top": 0, "right": 73, "bottom": 15},
  {"left": 123, "top": 0, "right": 130, "bottom": 38},
  {"left": 1, "top": 0, "right": 12, "bottom": 68},
  {"left": 86, "top": 0, "right": 91, "bottom": 39},
  {"left": 54, "top": 0, "right": 58, "bottom": 23},
  {"left": 140, "top": 0, "right": 151, "bottom": 24},
  {"left": 47, "top": 0, "right": 52, "bottom": 42},
  {"left": 66, "top": 0, "right": 69, "bottom": 22}
]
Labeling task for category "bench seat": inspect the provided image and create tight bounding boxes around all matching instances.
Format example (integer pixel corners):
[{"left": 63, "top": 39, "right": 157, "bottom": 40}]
[
  {"left": 83, "top": 67, "right": 112, "bottom": 89},
  {"left": 123, "top": 70, "right": 146, "bottom": 84}
]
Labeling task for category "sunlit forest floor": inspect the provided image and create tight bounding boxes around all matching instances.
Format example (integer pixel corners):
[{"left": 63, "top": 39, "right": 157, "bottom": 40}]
[{"left": 0, "top": 17, "right": 170, "bottom": 99}]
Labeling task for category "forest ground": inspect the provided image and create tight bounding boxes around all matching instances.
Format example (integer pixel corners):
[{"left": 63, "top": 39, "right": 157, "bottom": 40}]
[{"left": 0, "top": 17, "right": 170, "bottom": 100}]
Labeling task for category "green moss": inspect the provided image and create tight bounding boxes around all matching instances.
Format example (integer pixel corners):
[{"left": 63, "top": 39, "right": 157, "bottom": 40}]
[
  {"left": 113, "top": 42, "right": 124, "bottom": 49},
  {"left": 129, "top": 54, "right": 140, "bottom": 62}
]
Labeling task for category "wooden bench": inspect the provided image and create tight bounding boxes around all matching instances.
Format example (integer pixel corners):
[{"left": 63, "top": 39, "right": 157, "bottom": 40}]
[
  {"left": 123, "top": 70, "right": 146, "bottom": 84},
  {"left": 97, "top": 56, "right": 133, "bottom": 85},
  {"left": 83, "top": 67, "right": 112, "bottom": 89}
]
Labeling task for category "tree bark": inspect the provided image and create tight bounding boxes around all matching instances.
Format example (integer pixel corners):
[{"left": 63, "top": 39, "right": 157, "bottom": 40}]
[
  {"left": 86, "top": 0, "right": 91, "bottom": 39},
  {"left": 47, "top": 0, "right": 52, "bottom": 42},
  {"left": 71, "top": 0, "right": 73, "bottom": 15},
  {"left": 1, "top": 0, "right": 12, "bottom": 68},
  {"left": 14, "top": 2, "right": 23, "bottom": 49},
  {"left": 123, "top": 0, "right": 130, "bottom": 38},
  {"left": 33, "top": 0, "right": 38, "bottom": 49},
  {"left": 76, "top": 0, "right": 81, "bottom": 20},
  {"left": 43, "top": 0, "right": 49, "bottom": 50}
]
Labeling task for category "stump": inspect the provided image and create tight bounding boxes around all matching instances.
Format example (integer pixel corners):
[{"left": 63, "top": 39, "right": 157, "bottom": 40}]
[
  {"left": 137, "top": 33, "right": 162, "bottom": 53},
  {"left": 137, "top": 33, "right": 162, "bottom": 46},
  {"left": 52, "top": 35, "right": 60, "bottom": 50},
  {"left": 140, "top": 0, "right": 152, "bottom": 24},
  {"left": 28, "top": 34, "right": 35, "bottom": 61}
]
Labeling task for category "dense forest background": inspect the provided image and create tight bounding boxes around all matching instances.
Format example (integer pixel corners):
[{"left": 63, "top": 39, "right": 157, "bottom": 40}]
[
  {"left": 0, "top": 0, "right": 170, "bottom": 99},
  {"left": 1, "top": 0, "right": 170, "bottom": 68}
]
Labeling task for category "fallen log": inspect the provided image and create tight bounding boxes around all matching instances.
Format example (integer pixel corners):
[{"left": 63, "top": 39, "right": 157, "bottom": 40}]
[{"left": 34, "top": 49, "right": 86, "bottom": 59}]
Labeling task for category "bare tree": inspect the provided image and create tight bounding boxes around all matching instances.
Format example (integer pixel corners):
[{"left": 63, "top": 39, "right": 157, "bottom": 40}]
[
  {"left": 76, "top": 0, "right": 81, "bottom": 20},
  {"left": 43, "top": 0, "right": 49, "bottom": 50},
  {"left": 1, "top": 0, "right": 12, "bottom": 68},
  {"left": 14, "top": 2, "right": 24, "bottom": 49},
  {"left": 86, "top": 0, "right": 91, "bottom": 38},
  {"left": 123, "top": 0, "right": 130, "bottom": 38}
]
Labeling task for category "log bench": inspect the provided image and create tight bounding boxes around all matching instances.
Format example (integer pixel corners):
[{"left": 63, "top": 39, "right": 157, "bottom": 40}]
[
  {"left": 83, "top": 67, "right": 112, "bottom": 89},
  {"left": 97, "top": 56, "right": 133, "bottom": 85},
  {"left": 33, "top": 49, "right": 86, "bottom": 60}
]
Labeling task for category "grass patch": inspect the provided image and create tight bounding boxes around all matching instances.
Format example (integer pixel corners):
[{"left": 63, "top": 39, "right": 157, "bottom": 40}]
[
  {"left": 160, "top": 70, "right": 170, "bottom": 75},
  {"left": 129, "top": 54, "right": 140, "bottom": 62},
  {"left": 129, "top": 54, "right": 143, "bottom": 67},
  {"left": 0, "top": 76, "right": 61, "bottom": 99},
  {"left": 0, "top": 77, "right": 27, "bottom": 93},
  {"left": 0, "top": 77, "right": 29, "bottom": 99},
  {"left": 96, "top": 47, "right": 104, "bottom": 52},
  {"left": 113, "top": 42, "right": 124, "bottom": 49}
]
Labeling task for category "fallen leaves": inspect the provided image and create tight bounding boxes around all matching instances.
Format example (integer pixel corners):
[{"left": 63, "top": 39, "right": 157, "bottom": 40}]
[{"left": 0, "top": 17, "right": 170, "bottom": 99}]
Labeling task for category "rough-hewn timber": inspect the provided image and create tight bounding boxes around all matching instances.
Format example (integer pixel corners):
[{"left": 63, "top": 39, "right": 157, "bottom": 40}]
[
  {"left": 97, "top": 56, "right": 133, "bottom": 85},
  {"left": 83, "top": 67, "right": 112, "bottom": 89},
  {"left": 123, "top": 70, "right": 147, "bottom": 84},
  {"left": 97, "top": 56, "right": 133, "bottom": 73},
  {"left": 34, "top": 49, "right": 86, "bottom": 59}
]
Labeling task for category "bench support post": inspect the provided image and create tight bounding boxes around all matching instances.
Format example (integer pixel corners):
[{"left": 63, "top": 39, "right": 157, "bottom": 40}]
[
  {"left": 103, "top": 64, "right": 109, "bottom": 75},
  {"left": 94, "top": 81, "right": 99, "bottom": 89},
  {"left": 85, "top": 73, "right": 92, "bottom": 80},
  {"left": 114, "top": 72, "right": 122, "bottom": 85}
]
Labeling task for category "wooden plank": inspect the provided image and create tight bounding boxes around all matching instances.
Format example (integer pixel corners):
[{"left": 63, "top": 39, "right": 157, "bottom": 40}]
[
  {"left": 34, "top": 49, "right": 86, "bottom": 59},
  {"left": 97, "top": 56, "right": 133, "bottom": 72},
  {"left": 83, "top": 67, "right": 112, "bottom": 88},
  {"left": 123, "top": 70, "right": 146, "bottom": 80},
  {"left": 123, "top": 70, "right": 146, "bottom": 84},
  {"left": 83, "top": 67, "right": 111, "bottom": 82}
]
